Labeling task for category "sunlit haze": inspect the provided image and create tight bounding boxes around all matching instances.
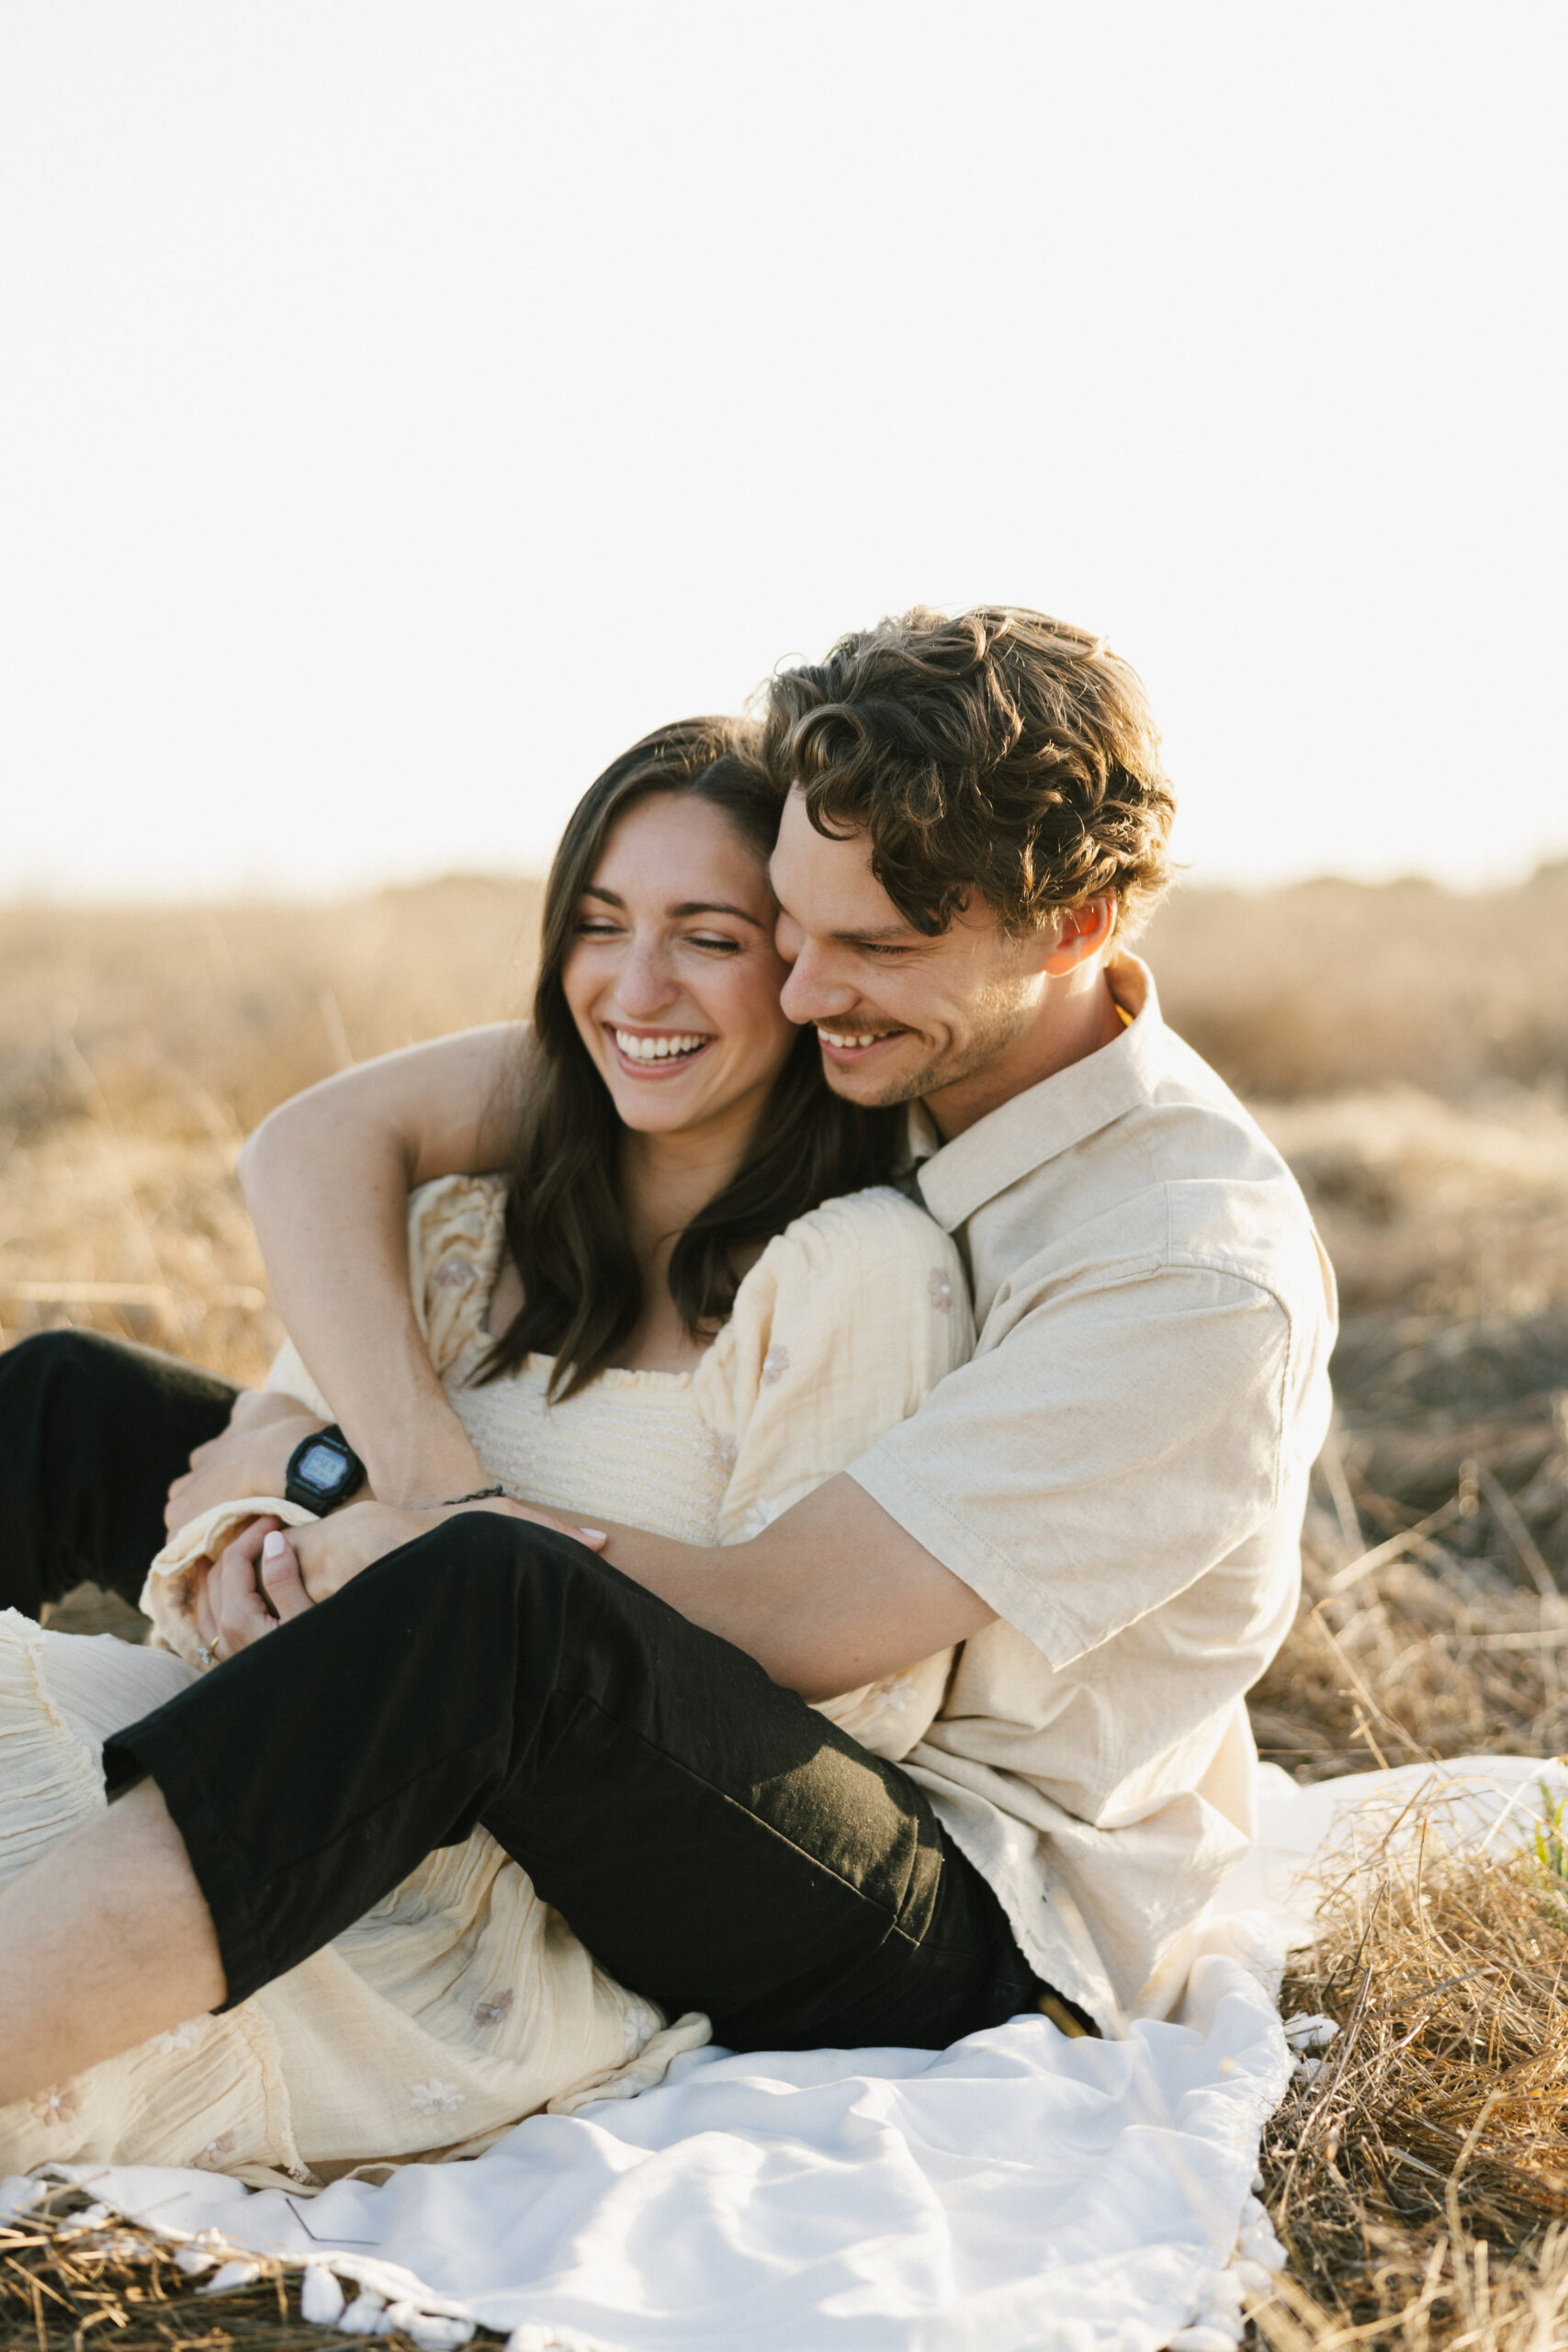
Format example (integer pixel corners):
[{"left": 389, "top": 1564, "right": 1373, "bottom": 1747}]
[{"left": 3, "top": 3, "right": 1563, "bottom": 900}]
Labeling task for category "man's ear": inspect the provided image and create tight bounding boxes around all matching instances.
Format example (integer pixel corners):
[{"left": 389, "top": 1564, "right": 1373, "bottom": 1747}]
[{"left": 1042, "top": 896, "right": 1117, "bottom": 978}]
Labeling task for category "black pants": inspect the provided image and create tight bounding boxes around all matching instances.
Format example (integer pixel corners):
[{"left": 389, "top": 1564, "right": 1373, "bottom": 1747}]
[
  {"left": 1, "top": 1329, "right": 1055, "bottom": 2052},
  {"left": 0, "top": 1328, "right": 239, "bottom": 1617}
]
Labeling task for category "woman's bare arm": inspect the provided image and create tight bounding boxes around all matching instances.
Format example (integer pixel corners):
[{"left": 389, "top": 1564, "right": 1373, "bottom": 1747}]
[{"left": 231, "top": 1024, "right": 526, "bottom": 1508}]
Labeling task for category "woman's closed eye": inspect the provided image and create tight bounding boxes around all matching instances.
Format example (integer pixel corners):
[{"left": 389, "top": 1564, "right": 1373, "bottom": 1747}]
[
  {"left": 576, "top": 918, "right": 742, "bottom": 956},
  {"left": 685, "top": 932, "right": 743, "bottom": 955}
]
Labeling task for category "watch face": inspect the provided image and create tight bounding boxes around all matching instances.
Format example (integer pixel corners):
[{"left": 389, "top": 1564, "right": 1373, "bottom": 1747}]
[{"left": 294, "top": 1439, "right": 350, "bottom": 1496}]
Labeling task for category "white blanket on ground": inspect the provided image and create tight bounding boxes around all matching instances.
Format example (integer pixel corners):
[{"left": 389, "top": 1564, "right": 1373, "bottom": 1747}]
[{"left": 8, "top": 1758, "right": 1560, "bottom": 2352}]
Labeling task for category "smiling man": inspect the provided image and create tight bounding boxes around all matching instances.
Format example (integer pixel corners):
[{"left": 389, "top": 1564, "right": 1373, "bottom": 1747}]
[
  {"left": 0, "top": 608, "right": 1336, "bottom": 2099},
  {"left": 771, "top": 763, "right": 1128, "bottom": 1130}
]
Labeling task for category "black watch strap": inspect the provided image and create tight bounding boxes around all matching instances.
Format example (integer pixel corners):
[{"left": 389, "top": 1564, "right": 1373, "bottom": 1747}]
[{"left": 284, "top": 1423, "right": 367, "bottom": 1514}]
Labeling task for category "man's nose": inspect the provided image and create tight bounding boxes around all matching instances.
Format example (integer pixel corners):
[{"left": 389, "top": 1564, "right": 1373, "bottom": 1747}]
[{"left": 778, "top": 940, "right": 854, "bottom": 1025}]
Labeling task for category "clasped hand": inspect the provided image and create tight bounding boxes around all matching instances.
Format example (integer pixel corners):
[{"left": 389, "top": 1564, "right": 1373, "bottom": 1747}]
[
  {"left": 171, "top": 1389, "right": 609, "bottom": 1662},
  {"left": 191, "top": 1498, "right": 483, "bottom": 1660}
]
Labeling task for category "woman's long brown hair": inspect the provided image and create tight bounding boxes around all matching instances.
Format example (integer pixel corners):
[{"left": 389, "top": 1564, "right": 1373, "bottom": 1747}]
[{"left": 478, "top": 717, "right": 902, "bottom": 1401}]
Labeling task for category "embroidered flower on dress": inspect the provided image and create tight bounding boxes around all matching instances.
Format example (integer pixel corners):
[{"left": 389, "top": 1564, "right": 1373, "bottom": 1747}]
[
  {"left": 472, "top": 1991, "right": 514, "bottom": 2027},
  {"left": 620, "top": 2000, "right": 654, "bottom": 2055},
  {"left": 194, "top": 2130, "right": 236, "bottom": 2168},
  {"left": 870, "top": 1673, "right": 916, "bottom": 1713},
  {"left": 30, "top": 2084, "right": 79, "bottom": 2129},
  {"left": 432, "top": 1257, "right": 476, "bottom": 1289},
  {"left": 928, "top": 1267, "right": 953, "bottom": 1314},
  {"left": 761, "top": 1343, "right": 790, "bottom": 1387},
  {"left": 152, "top": 2019, "right": 201, "bottom": 2055},
  {"left": 409, "top": 2078, "right": 466, "bottom": 2116},
  {"left": 712, "top": 1431, "right": 739, "bottom": 1469}
]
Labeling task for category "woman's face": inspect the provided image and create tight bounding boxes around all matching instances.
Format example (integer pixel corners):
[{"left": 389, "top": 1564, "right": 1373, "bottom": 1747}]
[{"left": 562, "top": 791, "right": 797, "bottom": 1141}]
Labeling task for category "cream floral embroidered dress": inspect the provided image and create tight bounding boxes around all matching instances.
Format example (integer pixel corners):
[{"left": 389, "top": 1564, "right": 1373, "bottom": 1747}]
[{"left": 0, "top": 1180, "right": 973, "bottom": 2187}]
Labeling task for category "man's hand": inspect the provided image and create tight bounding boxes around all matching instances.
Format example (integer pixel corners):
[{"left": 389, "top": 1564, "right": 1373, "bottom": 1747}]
[
  {"left": 164, "top": 1391, "right": 329, "bottom": 1535},
  {"left": 288, "top": 1495, "right": 609, "bottom": 1604},
  {"left": 289, "top": 1498, "right": 442, "bottom": 1604},
  {"left": 201, "top": 1495, "right": 609, "bottom": 1654}
]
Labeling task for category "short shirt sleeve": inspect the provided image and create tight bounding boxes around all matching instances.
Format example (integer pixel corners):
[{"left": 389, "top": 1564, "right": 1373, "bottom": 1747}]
[{"left": 846, "top": 1254, "right": 1294, "bottom": 1670}]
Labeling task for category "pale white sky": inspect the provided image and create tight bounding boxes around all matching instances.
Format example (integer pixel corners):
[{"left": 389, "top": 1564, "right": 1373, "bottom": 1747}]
[{"left": 2, "top": 1, "right": 1564, "bottom": 899}]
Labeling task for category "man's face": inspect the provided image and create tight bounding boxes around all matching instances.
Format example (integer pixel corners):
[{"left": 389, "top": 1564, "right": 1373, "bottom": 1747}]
[{"left": 769, "top": 788, "right": 1050, "bottom": 1116}]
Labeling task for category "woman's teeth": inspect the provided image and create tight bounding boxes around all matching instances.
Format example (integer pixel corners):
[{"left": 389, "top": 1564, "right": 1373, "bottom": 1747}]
[{"left": 613, "top": 1029, "right": 708, "bottom": 1063}]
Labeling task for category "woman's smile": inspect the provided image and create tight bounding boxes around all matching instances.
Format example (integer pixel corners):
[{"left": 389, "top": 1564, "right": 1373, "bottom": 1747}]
[
  {"left": 606, "top": 1023, "right": 716, "bottom": 1074},
  {"left": 563, "top": 789, "right": 795, "bottom": 1143}
]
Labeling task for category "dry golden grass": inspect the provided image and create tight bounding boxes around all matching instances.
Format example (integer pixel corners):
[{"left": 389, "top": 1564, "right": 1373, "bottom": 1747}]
[
  {"left": 3, "top": 869, "right": 1567, "bottom": 2346},
  {"left": 1143, "top": 861, "right": 1568, "bottom": 1103},
  {"left": 0, "top": 2183, "right": 503, "bottom": 2348},
  {"left": 1253, "top": 1792, "right": 1568, "bottom": 2352},
  {"left": 1245, "top": 1084, "right": 1568, "bottom": 1787},
  {"left": 0, "top": 880, "right": 541, "bottom": 1384}
]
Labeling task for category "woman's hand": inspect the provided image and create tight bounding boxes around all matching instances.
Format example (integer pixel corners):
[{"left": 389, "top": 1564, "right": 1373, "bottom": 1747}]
[
  {"left": 200, "top": 1496, "right": 609, "bottom": 1654},
  {"left": 192, "top": 1515, "right": 315, "bottom": 1661},
  {"left": 165, "top": 1392, "right": 331, "bottom": 1534}
]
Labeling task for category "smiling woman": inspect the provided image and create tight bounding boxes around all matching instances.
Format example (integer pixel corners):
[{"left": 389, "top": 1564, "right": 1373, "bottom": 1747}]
[
  {"left": 567, "top": 797, "right": 791, "bottom": 1121},
  {"left": 483, "top": 718, "right": 902, "bottom": 1398}
]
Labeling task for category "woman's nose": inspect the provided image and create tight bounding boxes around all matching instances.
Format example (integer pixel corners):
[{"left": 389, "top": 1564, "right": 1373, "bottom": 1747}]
[{"left": 614, "top": 938, "right": 681, "bottom": 1017}]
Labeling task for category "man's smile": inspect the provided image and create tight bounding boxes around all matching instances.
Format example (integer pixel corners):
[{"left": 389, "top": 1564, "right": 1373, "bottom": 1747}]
[{"left": 815, "top": 1026, "right": 908, "bottom": 1064}]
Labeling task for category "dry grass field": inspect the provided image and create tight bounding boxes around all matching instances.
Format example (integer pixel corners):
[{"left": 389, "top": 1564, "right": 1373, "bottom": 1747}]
[
  {"left": 0, "top": 878, "right": 545, "bottom": 1389},
  {"left": 4, "top": 866, "right": 1568, "bottom": 2348}
]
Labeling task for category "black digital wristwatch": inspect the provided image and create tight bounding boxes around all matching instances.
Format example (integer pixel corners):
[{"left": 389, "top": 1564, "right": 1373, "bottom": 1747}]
[{"left": 283, "top": 1424, "right": 367, "bottom": 1514}]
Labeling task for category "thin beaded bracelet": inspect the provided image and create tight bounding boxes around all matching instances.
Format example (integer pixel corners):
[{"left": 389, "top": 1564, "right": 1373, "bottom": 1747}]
[{"left": 442, "top": 1484, "right": 508, "bottom": 1506}]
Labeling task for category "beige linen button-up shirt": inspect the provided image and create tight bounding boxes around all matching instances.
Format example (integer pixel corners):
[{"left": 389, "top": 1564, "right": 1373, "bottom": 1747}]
[{"left": 849, "top": 954, "right": 1337, "bottom": 2032}]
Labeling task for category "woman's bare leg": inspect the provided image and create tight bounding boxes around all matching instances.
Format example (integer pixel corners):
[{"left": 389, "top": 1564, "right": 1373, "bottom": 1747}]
[{"left": 0, "top": 1781, "right": 224, "bottom": 2106}]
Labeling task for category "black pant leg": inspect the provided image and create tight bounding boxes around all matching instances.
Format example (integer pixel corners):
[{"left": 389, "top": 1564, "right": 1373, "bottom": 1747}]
[
  {"left": 104, "top": 1514, "right": 1043, "bottom": 2051},
  {"left": 0, "top": 1329, "right": 239, "bottom": 1616}
]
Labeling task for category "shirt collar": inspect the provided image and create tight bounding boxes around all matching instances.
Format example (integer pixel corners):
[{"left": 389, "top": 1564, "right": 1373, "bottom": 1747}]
[{"left": 910, "top": 954, "right": 1167, "bottom": 1233}]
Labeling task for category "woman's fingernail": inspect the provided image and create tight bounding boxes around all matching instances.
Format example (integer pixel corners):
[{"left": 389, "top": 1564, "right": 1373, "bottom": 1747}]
[
  {"left": 262, "top": 1531, "right": 288, "bottom": 1561},
  {"left": 578, "top": 1528, "right": 607, "bottom": 1545}
]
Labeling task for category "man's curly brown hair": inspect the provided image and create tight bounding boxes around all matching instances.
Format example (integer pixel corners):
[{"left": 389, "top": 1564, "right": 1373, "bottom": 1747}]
[{"left": 762, "top": 605, "right": 1176, "bottom": 942}]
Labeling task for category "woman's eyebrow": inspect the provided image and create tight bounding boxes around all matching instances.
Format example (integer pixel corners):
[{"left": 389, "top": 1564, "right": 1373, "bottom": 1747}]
[
  {"left": 581, "top": 885, "right": 763, "bottom": 930},
  {"left": 671, "top": 899, "right": 765, "bottom": 928}
]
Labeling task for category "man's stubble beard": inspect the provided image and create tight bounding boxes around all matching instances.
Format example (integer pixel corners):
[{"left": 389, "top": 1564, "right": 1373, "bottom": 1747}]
[{"left": 823, "top": 983, "right": 1042, "bottom": 1112}]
